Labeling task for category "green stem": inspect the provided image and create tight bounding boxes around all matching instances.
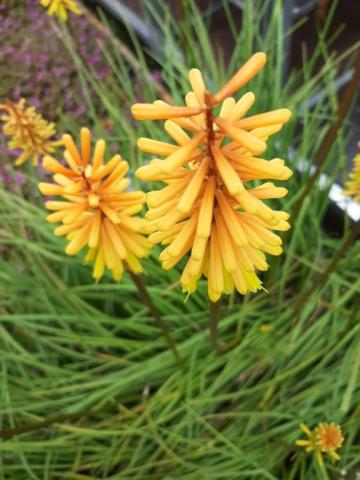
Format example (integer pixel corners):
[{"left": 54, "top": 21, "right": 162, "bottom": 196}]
[
  {"left": 268, "top": 52, "right": 360, "bottom": 287},
  {"left": 292, "top": 221, "right": 359, "bottom": 324},
  {"left": 209, "top": 299, "right": 222, "bottom": 351},
  {"left": 128, "top": 271, "right": 186, "bottom": 373},
  {"left": 291, "top": 51, "right": 360, "bottom": 224},
  {"left": 0, "top": 411, "right": 86, "bottom": 439}
]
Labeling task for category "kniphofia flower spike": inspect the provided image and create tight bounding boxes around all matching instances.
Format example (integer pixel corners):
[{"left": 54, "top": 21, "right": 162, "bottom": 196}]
[
  {"left": 343, "top": 143, "right": 360, "bottom": 201},
  {"left": 132, "top": 52, "right": 293, "bottom": 301},
  {"left": 296, "top": 422, "right": 344, "bottom": 465},
  {"left": 39, "top": 129, "right": 151, "bottom": 281},
  {"left": 0, "top": 99, "right": 62, "bottom": 166}
]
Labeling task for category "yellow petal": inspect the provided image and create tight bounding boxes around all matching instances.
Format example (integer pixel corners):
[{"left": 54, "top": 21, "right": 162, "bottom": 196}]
[
  {"left": 196, "top": 176, "right": 215, "bottom": 238},
  {"left": 160, "top": 131, "right": 204, "bottom": 174},
  {"left": 215, "top": 211, "right": 237, "bottom": 272},
  {"left": 188, "top": 68, "right": 206, "bottom": 105},
  {"left": 227, "top": 92, "right": 256, "bottom": 121},
  {"left": 166, "top": 213, "right": 198, "bottom": 257},
  {"left": 215, "top": 117, "right": 266, "bottom": 155},
  {"left": 235, "top": 109, "right": 291, "bottom": 129},
  {"left": 80, "top": 127, "right": 91, "bottom": 166},
  {"left": 164, "top": 120, "right": 191, "bottom": 145},
  {"left": 177, "top": 158, "right": 209, "bottom": 213},
  {"left": 63, "top": 133, "right": 82, "bottom": 165},
  {"left": 131, "top": 103, "right": 203, "bottom": 120},
  {"left": 103, "top": 220, "right": 127, "bottom": 259},
  {"left": 212, "top": 144, "right": 244, "bottom": 196},
  {"left": 38, "top": 183, "right": 63, "bottom": 196},
  {"left": 92, "top": 139, "right": 106, "bottom": 170},
  {"left": 215, "top": 190, "right": 247, "bottom": 246},
  {"left": 137, "top": 138, "right": 177, "bottom": 156},
  {"left": 88, "top": 210, "right": 102, "bottom": 248}
]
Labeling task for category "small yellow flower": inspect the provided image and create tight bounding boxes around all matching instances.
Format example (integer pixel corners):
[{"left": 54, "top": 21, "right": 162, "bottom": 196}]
[
  {"left": 296, "top": 422, "right": 344, "bottom": 465},
  {"left": 39, "top": 128, "right": 151, "bottom": 281},
  {"left": 0, "top": 99, "right": 62, "bottom": 166},
  {"left": 132, "top": 52, "right": 292, "bottom": 301},
  {"left": 259, "top": 323, "right": 272, "bottom": 333},
  {"left": 344, "top": 144, "right": 360, "bottom": 201},
  {"left": 40, "top": 0, "right": 81, "bottom": 21}
]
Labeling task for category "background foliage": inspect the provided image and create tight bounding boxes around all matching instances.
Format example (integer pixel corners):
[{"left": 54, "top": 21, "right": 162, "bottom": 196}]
[{"left": 0, "top": 1, "right": 359, "bottom": 478}]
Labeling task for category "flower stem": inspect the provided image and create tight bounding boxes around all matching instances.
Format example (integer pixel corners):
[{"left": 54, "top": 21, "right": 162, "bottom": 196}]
[
  {"left": 310, "top": 222, "right": 359, "bottom": 290},
  {"left": 268, "top": 52, "right": 360, "bottom": 288},
  {"left": 128, "top": 271, "right": 186, "bottom": 373},
  {"left": 291, "top": 51, "right": 360, "bottom": 224},
  {"left": 292, "top": 221, "right": 359, "bottom": 324},
  {"left": 209, "top": 299, "right": 222, "bottom": 351}
]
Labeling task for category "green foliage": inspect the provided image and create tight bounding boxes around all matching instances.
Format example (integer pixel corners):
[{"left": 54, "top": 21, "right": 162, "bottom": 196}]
[{"left": 0, "top": 0, "right": 359, "bottom": 478}]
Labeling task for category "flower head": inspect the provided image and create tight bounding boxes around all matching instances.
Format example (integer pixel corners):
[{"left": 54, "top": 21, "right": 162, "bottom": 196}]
[
  {"left": 0, "top": 99, "right": 62, "bottom": 166},
  {"left": 131, "top": 52, "right": 292, "bottom": 301},
  {"left": 39, "top": 129, "right": 150, "bottom": 281},
  {"left": 296, "top": 422, "right": 344, "bottom": 465},
  {"left": 343, "top": 144, "right": 360, "bottom": 201},
  {"left": 40, "top": 0, "right": 81, "bottom": 21}
]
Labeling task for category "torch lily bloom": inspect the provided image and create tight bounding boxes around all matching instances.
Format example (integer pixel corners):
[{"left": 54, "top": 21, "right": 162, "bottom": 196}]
[
  {"left": 131, "top": 52, "right": 292, "bottom": 301},
  {"left": 39, "top": 128, "right": 150, "bottom": 281},
  {"left": 344, "top": 146, "right": 360, "bottom": 201},
  {"left": 0, "top": 99, "right": 62, "bottom": 166}
]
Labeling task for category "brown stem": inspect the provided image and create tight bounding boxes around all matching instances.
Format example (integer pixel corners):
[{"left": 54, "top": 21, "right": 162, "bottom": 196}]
[
  {"left": 291, "top": 51, "right": 360, "bottom": 224},
  {"left": 268, "top": 51, "right": 360, "bottom": 287},
  {"left": 311, "top": 222, "right": 359, "bottom": 289},
  {"left": 292, "top": 221, "right": 359, "bottom": 324},
  {"left": 128, "top": 271, "right": 186, "bottom": 373},
  {"left": 209, "top": 299, "right": 222, "bottom": 351},
  {"left": 0, "top": 411, "right": 85, "bottom": 439}
]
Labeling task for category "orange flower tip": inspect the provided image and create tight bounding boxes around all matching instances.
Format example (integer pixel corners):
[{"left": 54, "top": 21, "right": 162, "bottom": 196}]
[
  {"left": 135, "top": 164, "right": 162, "bottom": 180},
  {"left": 84, "top": 165, "right": 93, "bottom": 178},
  {"left": 213, "top": 52, "right": 267, "bottom": 104},
  {"left": 62, "top": 133, "right": 72, "bottom": 143},
  {"left": 81, "top": 127, "right": 90, "bottom": 136},
  {"left": 65, "top": 245, "right": 76, "bottom": 256},
  {"left": 88, "top": 194, "right": 100, "bottom": 208},
  {"left": 283, "top": 108, "right": 292, "bottom": 122},
  {"left": 38, "top": 183, "right": 52, "bottom": 195}
]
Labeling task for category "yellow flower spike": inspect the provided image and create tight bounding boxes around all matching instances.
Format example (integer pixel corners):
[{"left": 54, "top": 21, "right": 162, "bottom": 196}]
[
  {"left": 296, "top": 422, "right": 344, "bottom": 465},
  {"left": 39, "top": 129, "right": 151, "bottom": 281},
  {"left": 40, "top": 0, "right": 82, "bottom": 21},
  {"left": 343, "top": 145, "right": 360, "bottom": 201},
  {"left": 132, "top": 53, "right": 292, "bottom": 301},
  {"left": 0, "top": 99, "right": 62, "bottom": 167}
]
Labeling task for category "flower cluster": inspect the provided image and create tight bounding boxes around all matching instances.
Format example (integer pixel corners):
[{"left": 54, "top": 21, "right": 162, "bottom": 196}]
[
  {"left": 131, "top": 53, "right": 292, "bottom": 301},
  {"left": 40, "top": 0, "right": 81, "bottom": 21},
  {"left": 39, "top": 129, "right": 151, "bottom": 281},
  {"left": 0, "top": 99, "right": 62, "bottom": 166},
  {"left": 344, "top": 144, "right": 360, "bottom": 201},
  {"left": 296, "top": 422, "right": 344, "bottom": 465}
]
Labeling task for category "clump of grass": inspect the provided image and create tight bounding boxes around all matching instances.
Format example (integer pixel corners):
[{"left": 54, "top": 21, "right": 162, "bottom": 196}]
[{"left": 0, "top": 1, "right": 359, "bottom": 479}]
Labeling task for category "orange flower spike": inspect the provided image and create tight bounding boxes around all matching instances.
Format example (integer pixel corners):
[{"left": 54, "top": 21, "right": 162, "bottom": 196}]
[
  {"left": 39, "top": 128, "right": 150, "bottom": 281},
  {"left": 343, "top": 143, "right": 360, "bottom": 201},
  {"left": 0, "top": 99, "right": 62, "bottom": 166},
  {"left": 132, "top": 52, "right": 292, "bottom": 301}
]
